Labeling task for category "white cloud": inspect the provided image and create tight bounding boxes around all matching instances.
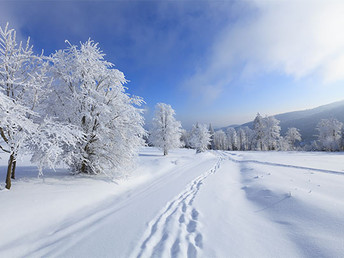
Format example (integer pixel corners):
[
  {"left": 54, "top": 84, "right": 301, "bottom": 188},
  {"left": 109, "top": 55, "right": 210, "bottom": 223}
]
[{"left": 185, "top": 0, "right": 344, "bottom": 100}]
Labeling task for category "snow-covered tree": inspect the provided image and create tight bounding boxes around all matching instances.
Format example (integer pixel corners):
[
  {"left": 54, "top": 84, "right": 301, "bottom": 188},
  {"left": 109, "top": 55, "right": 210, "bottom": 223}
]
[
  {"left": 237, "top": 128, "right": 246, "bottom": 151},
  {"left": 0, "top": 23, "right": 41, "bottom": 188},
  {"left": 0, "top": 24, "right": 87, "bottom": 189},
  {"left": 253, "top": 113, "right": 265, "bottom": 150},
  {"left": 213, "top": 130, "right": 228, "bottom": 150},
  {"left": 0, "top": 23, "right": 81, "bottom": 189},
  {"left": 316, "top": 118, "right": 343, "bottom": 151},
  {"left": 277, "top": 137, "right": 289, "bottom": 151},
  {"left": 264, "top": 116, "right": 281, "bottom": 150},
  {"left": 181, "top": 129, "right": 192, "bottom": 148},
  {"left": 49, "top": 39, "right": 145, "bottom": 175},
  {"left": 27, "top": 119, "right": 81, "bottom": 176},
  {"left": 243, "top": 126, "right": 254, "bottom": 150},
  {"left": 285, "top": 127, "right": 302, "bottom": 150},
  {"left": 226, "top": 127, "right": 238, "bottom": 151},
  {"left": 190, "top": 123, "right": 211, "bottom": 153},
  {"left": 208, "top": 123, "right": 215, "bottom": 150},
  {"left": 0, "top": 94, "right": 37, "bottom": 189},
  {"left": 341, "top": 130, "right": 344, "bottom": 151},
  {"left": 149, "top": 103, "right": 182, "bottom": 155},
  {"left": 252, "top": 114, "right": 281, "bottom": 151}
]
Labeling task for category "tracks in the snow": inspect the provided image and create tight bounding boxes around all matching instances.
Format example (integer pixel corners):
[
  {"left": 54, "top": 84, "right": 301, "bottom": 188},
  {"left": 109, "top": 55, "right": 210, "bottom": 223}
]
[
  {"left": 221, "top": 152, "right": 344, "bottom": 176},
  {"left": 132, "top": 157, "right": 223, "bottom": 258}
]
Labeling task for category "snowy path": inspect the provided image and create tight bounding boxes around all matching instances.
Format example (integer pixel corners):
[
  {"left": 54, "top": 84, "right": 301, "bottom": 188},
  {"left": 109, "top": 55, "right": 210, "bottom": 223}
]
[
  {"left": 1, "top": 148, "right": 344, "bottom": 257},
  {"left": 18, "top": 150, "right": 219, "bottom": 258},
  {"left": 131, "top": 158, "right": 222, "bottom": 258}
]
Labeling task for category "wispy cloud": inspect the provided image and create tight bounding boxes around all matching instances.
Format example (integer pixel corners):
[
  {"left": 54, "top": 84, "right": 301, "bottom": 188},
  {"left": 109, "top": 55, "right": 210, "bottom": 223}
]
[{"left": 184, "top": 0, "right": 344, "bottom": 101}]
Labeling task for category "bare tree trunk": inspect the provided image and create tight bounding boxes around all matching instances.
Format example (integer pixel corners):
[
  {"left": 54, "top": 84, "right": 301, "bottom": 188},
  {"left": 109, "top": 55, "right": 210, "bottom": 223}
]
[
  {"left": 80, "top": 116, "right": 90, "bottom": 173},
  {"left": 81, "top": 160, "right": 87, "bottom": 173},
  {"left": 5, "top": 154, "right": 14, "bottom": 189},
  {"left": 81, "top": 143, "right": 91, "bottom": 174},
  {"left": 163, "top": 149, "right": 168, "bottom": 156},
  {"left": 11, "top": 159, "right": 16, "bottom": 179}
]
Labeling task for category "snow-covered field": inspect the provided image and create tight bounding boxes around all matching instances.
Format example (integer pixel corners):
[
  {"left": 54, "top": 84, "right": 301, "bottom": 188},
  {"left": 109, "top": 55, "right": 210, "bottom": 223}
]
[{"left": 0, "top": 148, "right": 344, "bottom": 257}]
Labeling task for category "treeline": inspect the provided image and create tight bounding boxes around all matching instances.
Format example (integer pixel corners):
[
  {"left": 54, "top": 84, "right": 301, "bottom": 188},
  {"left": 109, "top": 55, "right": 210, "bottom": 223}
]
[
  {"left": 147, "top": 103, "right": 344, "bottom": 155},
  {"left": 181, "top": 114, "right": 344, "bottom": 152},
  {"left": 182, "top": 113, "right": 301, "bottom": 151}
]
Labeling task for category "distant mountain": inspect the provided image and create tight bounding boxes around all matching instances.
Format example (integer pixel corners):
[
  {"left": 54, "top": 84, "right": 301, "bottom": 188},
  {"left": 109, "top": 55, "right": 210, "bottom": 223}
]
[{"left": 222, "top": 100, "right": 344, "bottom": 143}]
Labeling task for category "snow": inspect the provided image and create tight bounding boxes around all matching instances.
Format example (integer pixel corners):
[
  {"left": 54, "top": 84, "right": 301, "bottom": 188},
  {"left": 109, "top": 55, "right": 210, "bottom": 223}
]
[
  {"left": 0, "top": 148, "right": 344, "bottom": 257},
  {"left": 199, "top": 151, "right": 344, "bottom": 257}
]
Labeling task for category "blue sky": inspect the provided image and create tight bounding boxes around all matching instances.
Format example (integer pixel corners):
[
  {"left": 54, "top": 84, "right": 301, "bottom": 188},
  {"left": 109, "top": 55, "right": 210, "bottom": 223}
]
[{"left": 1, "top": 0, "right": 344, "bottom": 129}]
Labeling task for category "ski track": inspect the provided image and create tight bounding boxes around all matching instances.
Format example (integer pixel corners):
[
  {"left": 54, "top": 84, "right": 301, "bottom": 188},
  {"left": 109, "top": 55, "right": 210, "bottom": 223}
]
[
  {"left": 132, "top": 157, "right": 223, "bottom": 258},
  {"left": 15, "top": 157, "right": 209, "bottom": 257},
  {"left": 223, "top": 152, "right": 344, "bottom": 176}
]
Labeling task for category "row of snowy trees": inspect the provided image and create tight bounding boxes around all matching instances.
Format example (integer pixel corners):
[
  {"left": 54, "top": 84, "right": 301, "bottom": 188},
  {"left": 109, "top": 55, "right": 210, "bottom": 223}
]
[
  {"left": 0, "top": 24, "right": 145, "bottom": 189},
  {"left": 150, "top": 111, "right": 301, "bottom": 153},
  {"left": 146, "top": 107, "right": 300, "bottom": 155},
  {"left": 204, "top": 114, "right": 302, "bottom": 152},
  {"left": 148, "top": 105, "right": 344, "bottom": 155},
  {"left": 207, "top": 115, "right": 344, "bottom": 152},
  {"left": 148, "top": 103, "right": 211, "bottom": 155}
]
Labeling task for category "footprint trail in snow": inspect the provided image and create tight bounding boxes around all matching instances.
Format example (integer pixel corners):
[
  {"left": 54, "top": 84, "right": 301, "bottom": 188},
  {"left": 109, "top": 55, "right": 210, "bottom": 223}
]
[{"left": 131, "top": 157, "right": 223, "bottom": 258}]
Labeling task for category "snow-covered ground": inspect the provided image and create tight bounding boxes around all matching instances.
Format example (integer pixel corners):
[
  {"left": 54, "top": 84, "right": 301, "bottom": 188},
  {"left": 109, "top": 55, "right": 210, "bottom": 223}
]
[{"left": 0, "top": 148, "right": 343, "bottom": 257}]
